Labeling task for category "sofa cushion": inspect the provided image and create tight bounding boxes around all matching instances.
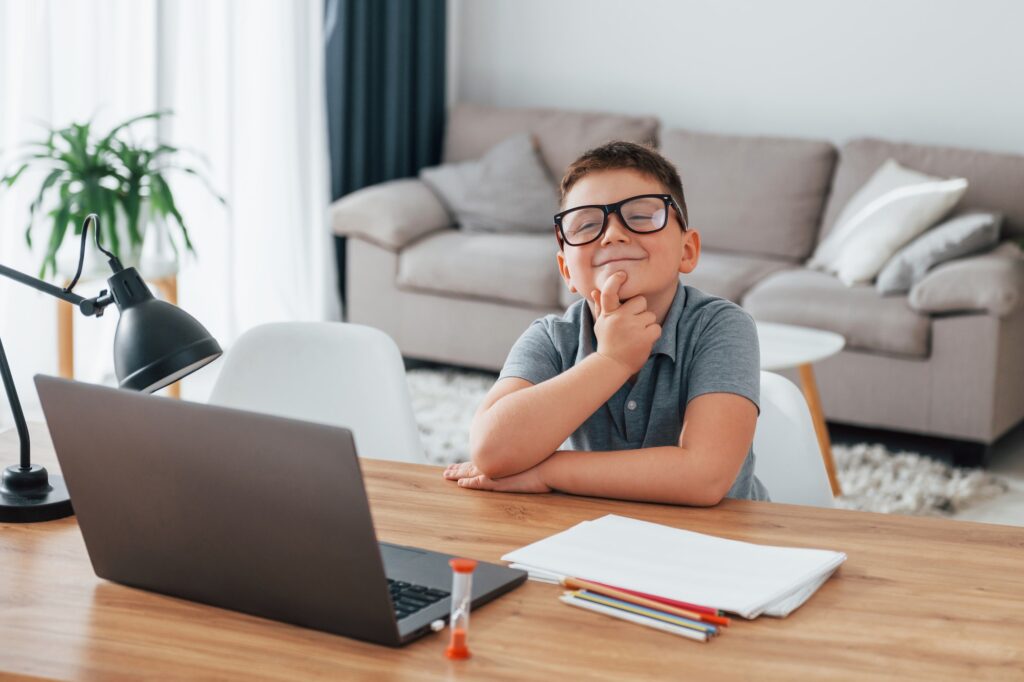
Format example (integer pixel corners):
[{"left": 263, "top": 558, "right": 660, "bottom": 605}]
[
  {"left": 420, "top": 133, "right": 558, "bottom": 234},
  {"left": 329, "top": 178, "right": 452, "bottom": 251},
  {"left": 742, "top": 269, "right": 931, "bottom": 357},
  {"left": 659, "top": 129, "right": 836, "bottom": 261},
  {"left": 909, "top": 241, "right": 1024, "bottom": 317},
  {"left": 826, "top": 174, "right": 968, "bottom": 286},
  {"left": 397, "top": 230, "right": 561, "bottom": 308},
  {"left": 443, "top": 102, "right": 658, "bottom": 183},
  {"left": 682, "top": 250, "right": 794, "bottom": 303},
  {"left": 876, "top": 211, "right": 1003, "bottom": 295},
  {"left": 819, "top": 138, "right": 1024, "bottom": 244},
  {"left": 809, "top": 158, "right": 961, "bottom": 270}
]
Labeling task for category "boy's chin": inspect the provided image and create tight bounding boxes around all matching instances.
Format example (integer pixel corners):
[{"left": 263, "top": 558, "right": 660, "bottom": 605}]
[{"left": 591, "top": 273, "right": 677, "bottom": 302}]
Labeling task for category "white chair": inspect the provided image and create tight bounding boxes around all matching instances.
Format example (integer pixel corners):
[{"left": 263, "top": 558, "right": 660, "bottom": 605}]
[
  {"left": 208, "top": 322, "right": 424, "bottom": 463},
  {"left": 754, "top": 371, "right": 835, "bottom": 507}
]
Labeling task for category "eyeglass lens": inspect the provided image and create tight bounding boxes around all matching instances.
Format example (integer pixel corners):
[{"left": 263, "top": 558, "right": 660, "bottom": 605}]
[{"left": 561, "top": 196, "right": 669, "bottom": 245}]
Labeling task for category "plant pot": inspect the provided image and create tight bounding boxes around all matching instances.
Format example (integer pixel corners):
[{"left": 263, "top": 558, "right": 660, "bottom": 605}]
[{"left": 139, "top": 213, "right": 180, "bottom": 280}]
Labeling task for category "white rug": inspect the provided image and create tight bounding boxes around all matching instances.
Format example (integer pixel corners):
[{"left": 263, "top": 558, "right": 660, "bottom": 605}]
[{"left": 406, "top": 368, "right": 1008, "bottom": 516}]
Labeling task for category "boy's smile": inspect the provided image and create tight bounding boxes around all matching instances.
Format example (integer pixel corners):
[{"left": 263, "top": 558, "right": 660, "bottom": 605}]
[{"left": 556, "top": 168, "right": 700, "bottom": 325}]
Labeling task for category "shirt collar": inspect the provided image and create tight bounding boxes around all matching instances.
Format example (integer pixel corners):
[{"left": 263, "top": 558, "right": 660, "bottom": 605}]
[{"left": 651, "top": 282, "right": 687, "bottom": 361}]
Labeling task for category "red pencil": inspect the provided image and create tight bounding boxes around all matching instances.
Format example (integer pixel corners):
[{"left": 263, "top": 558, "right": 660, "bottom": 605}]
[{"left": 588, "top": 579, "right": 723, "bottom": 617}]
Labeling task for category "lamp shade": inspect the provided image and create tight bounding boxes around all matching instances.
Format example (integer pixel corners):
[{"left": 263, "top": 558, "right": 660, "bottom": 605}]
[{"left": 109, "top": 268, "right": 222, "bottom": 393}]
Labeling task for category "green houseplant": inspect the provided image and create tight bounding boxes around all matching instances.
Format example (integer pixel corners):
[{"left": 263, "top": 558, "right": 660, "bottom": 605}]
[{"left": 0, "top": 110, "right": 223, "bottom": 278}]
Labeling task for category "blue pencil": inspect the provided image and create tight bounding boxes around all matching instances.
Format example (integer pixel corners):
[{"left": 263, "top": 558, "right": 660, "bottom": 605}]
[
  {"left": 573, "top": 590, "right": 719, "bottom": 636},
  {"left": 560, "top": 593, "right": 709, "bottom": 642}
]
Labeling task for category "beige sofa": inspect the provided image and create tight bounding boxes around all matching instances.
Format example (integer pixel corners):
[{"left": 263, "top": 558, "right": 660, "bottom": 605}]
[{"left": 331, "top": 103, "right": 1024, "bottom": 456}]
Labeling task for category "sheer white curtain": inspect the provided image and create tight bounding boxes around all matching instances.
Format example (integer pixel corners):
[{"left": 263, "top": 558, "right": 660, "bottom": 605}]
[{"left": 0, "top": 0, "right": 337, "bottom": 426}]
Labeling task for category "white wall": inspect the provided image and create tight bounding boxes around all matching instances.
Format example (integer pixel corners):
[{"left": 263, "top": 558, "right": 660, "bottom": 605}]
[{"left": 451, "top": 0, "right": 1024, "bottom": 154}]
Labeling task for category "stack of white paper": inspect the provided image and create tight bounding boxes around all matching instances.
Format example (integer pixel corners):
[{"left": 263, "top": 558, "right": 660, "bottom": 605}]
[{"left": 502, "top": 515, "right": 846, "bottom": 618}]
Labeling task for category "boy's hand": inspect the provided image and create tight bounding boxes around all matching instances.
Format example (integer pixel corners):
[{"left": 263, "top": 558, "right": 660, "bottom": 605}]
[
  {"left": 591, "top": 271, "right": 661, "bottom": 374},
  {"left": 442, "top": 461, "right": 552, "bottom": 494}
]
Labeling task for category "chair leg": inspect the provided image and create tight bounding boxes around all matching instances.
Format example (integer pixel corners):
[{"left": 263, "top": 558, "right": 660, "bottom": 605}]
[{"left": 798, "top": 363, "right": 842, "bottom": 497}]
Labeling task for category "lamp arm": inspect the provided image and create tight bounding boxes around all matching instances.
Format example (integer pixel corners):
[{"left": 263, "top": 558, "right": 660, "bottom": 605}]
[{"left": 0, "top": 263, "right": 114, "bottom": 317}]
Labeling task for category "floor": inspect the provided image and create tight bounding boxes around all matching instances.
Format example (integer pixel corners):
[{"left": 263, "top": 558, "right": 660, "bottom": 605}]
[{"left": 947, "top": 423, "right": 1024, "bottom": 526}]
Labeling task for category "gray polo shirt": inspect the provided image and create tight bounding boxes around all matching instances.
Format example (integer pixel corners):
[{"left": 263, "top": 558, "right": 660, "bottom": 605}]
[{"left": 499, "top": 282, "right": 769, "bottom": 501}]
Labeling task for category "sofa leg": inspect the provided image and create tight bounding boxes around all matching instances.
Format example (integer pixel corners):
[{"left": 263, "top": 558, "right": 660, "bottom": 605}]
[
  {"left": 829, "top": 423, "right": 994, "bottom": 469},
  {"left": 952, "top": 442, "right": 990, "bottom": 469}
]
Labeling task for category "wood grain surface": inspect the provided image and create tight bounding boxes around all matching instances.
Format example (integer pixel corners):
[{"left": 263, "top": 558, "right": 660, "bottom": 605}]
[{"left": 1, "top": 423, "right": 1022, "bottom": 681}]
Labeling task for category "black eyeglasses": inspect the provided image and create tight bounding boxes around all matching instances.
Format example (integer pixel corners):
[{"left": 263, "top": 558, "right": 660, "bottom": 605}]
[{"left": 553, "top": 194, "right": 687, "bottom": 247}]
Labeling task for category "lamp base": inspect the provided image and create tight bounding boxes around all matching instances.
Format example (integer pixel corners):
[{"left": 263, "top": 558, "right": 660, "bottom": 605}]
[{"left": 0, "top": 464, "right": 74, "bottom": 523}]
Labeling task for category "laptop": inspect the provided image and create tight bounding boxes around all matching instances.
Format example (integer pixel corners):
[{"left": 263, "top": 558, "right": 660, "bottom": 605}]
[{"left": 34, "top": 375, "right": 527, "bottom": 647}]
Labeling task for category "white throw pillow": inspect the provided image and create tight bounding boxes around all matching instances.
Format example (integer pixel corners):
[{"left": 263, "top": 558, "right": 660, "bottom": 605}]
[
  {"left": 808, "top": 159, "right": 946, "bottom": 270},
  {"left": 830, "top": 177, "right": 967, "bottom": 285}
]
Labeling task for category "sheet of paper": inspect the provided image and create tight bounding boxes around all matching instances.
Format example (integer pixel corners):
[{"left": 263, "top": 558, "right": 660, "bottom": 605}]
[{"left": 502, "top": 514, "right": 846, "bottom": 618}]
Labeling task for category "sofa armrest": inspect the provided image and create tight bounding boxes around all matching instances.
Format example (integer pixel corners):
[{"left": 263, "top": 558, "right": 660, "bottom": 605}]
[
  {"left": 329, "top": 178, "right": 452, "bottom": 251},
  {"left": 908, "top": 241, "right": 1024, "bottom": 317}
]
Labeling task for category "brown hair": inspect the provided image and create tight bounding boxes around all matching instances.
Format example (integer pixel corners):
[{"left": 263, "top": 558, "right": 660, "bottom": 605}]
[{"left": 559, "top": 140, "right": 689, "bottom": 227}]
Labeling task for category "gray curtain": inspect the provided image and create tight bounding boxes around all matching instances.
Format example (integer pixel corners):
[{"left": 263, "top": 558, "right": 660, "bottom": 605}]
[{"left": 324, "top": 0, "right": 447, "bottom": 200}]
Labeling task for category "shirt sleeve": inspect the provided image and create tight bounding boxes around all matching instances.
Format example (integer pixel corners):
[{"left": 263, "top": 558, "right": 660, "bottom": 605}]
[
  {"left": 498, "top": 317, "right": 562, "bottom": 386},
  {"left": 686, "top": 302, "right": 760, "bottom": 413}
]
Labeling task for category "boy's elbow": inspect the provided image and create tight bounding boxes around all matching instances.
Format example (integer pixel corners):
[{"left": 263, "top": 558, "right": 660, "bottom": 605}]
[
  {"left": 469, "top": 446, "right": 497, "bottom": 477},
  {"left": 468, "top": 432, "right": 512, "bottom": 479},
  {"left": 701, "top": 470, "right": 739, "bottom": 506},
  {"left": 675, "top": 448, "right": 733, "bottom": 507},
  {"left": 689, "top": 486, "right": 728, "bottom": 507}
]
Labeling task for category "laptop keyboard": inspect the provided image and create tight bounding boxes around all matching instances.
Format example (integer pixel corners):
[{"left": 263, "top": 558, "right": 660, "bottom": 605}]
[{"left": 387, "top": 579, "right": 450, "bottom": 620}]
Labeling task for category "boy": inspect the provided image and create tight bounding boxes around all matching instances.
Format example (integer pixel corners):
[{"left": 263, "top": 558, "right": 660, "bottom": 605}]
[{"left": 443, "top": 141, "right": 768, "bottom": 505}]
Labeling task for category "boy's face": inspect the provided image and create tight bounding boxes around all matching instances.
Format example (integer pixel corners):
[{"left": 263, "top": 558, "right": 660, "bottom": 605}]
[{"left": 556, "top": 169, "right": 700, "bottom": 304}]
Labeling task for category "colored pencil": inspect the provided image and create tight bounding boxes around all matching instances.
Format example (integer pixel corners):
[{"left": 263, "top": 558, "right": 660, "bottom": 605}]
[
  {"left": 562, "top": 577, "right": 730, "bottom": 627},
  {"left": 587, "top": 578, "right": 725, "bottom": 617},
  {"left": 559, "top": 594, "right": 708, "bottom": 642},
  {"left": 572, "top": 590, "right": 718, "bottom": 636}
]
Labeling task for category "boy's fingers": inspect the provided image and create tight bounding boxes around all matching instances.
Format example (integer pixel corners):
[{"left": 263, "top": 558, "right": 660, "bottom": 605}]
[
  {"left": 599, "top": 271, "right": 626, "bottom": 314},
  {"left": 443, "top": 462, "right": 479, "bottom": 480},
  {"left": 458, "top": 475, "right": 492, "bottom": 490},
  {"left": 620, "top": 295, "right": 648, "bottom": 315},
  {"left": 590, "top": 290, "right": 602, "bottom": 316}
]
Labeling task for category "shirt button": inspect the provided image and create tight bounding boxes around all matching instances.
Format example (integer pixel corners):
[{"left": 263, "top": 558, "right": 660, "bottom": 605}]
[{"left": 627, "top": 400, "right": 637, "bottom": 411}]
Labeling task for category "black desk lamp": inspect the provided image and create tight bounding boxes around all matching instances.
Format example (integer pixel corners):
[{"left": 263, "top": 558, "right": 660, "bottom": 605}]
[{"left": 0, "top": 214, "right": 222, "bottom": 522}]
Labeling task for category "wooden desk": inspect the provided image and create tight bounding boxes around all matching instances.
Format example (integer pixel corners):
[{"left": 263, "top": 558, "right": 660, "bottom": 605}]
[{"left": 2, "top": 424, "right": 1022, "bottom": 680}]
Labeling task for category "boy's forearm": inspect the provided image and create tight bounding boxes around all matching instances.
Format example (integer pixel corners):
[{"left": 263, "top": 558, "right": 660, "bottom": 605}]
[
  {"left": 470, "top": 353, "right": 632, "bottom": 478},
  {"left": 537, "top": 447, "right": 735, "bottom": 507}
]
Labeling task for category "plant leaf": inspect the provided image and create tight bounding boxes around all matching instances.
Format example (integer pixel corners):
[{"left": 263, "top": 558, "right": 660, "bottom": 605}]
[
  {"left": 152, "top": 173, "right": 194, "bottom": 252},
  {"left": 42, "top": 203, "right": 71, "bottom": 279},
  {"left": 167, "top": 165, "right": 228, "bottom": 205},
  {"left": 0, "top": 162, "right": 30, "bottom": 187},
  {"left": 98, "top": 109, "right": 170, "bottom": 149}
]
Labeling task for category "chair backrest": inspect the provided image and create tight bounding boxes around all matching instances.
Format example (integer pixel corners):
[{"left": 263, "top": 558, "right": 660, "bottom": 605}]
[
  {"left": 208, "top": 322, "right": 424, "bottom": 463},
  {"left": 753, "top": 371, "right": 835, "bottom": 508}
]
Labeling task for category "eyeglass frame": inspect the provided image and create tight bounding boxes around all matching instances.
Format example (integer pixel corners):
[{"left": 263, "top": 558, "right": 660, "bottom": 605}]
[{"left": 553, "top": 193, "right": 688, "bottom": 247}]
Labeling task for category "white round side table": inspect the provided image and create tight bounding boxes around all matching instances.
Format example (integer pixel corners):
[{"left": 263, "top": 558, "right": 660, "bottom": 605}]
[{"left": 757, "top": 321, "right": 846, "bottom": 496}]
